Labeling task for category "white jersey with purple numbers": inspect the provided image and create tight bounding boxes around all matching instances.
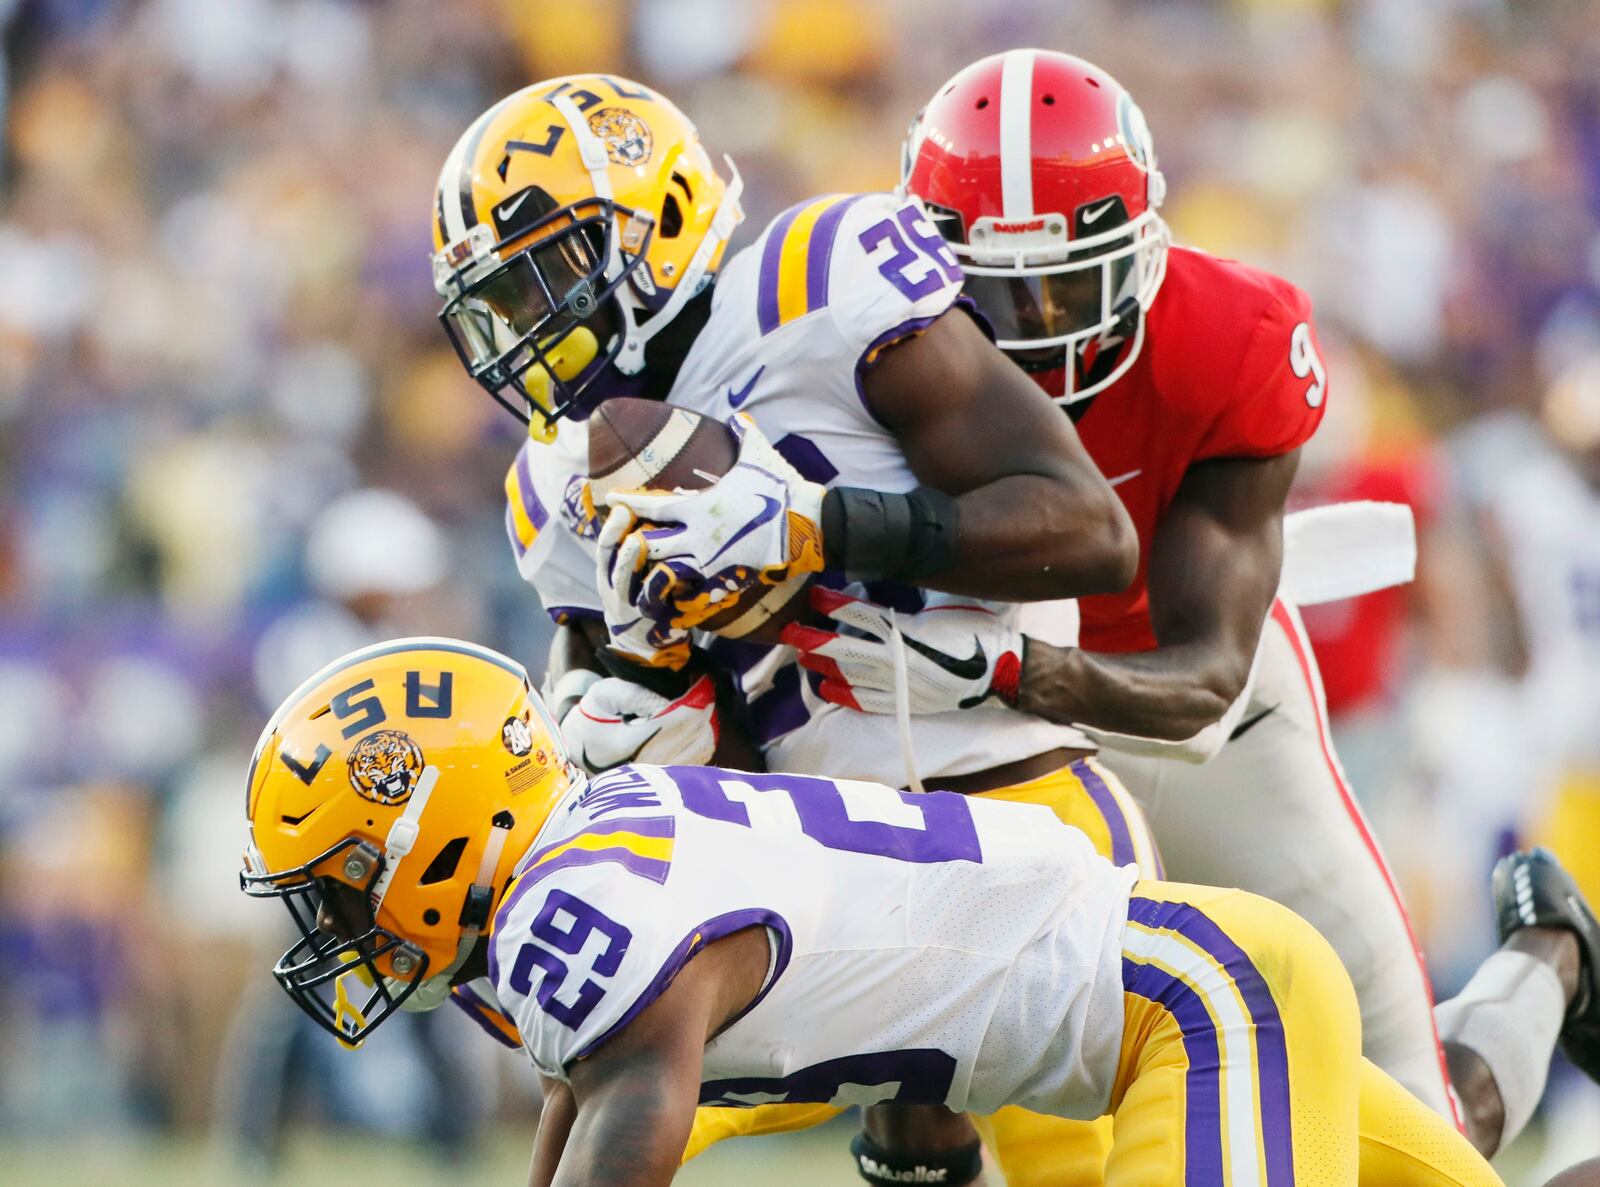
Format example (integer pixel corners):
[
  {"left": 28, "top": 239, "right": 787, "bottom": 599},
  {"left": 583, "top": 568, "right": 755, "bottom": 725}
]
[
  {"left": 490, "top": 763, "right": 1135, "bottom": 1119},
  {"left": 505, "top": 191, "right": 1092, "bottom": 783}
]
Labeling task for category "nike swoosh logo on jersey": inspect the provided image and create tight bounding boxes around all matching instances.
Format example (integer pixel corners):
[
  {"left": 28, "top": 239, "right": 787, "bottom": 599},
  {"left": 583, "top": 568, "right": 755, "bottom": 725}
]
[
  {"left": 1107, "top": 469, "right": 1142, "bottom": 487},
  {"left": 1229, "top": 705, "right": 1276, "bottom": 741},
  {"left": 495, "top": 190, "right": 531, "bottom": 221},
  {"left": 1081, "top": 199, "right": 1119, "bottom": 225},
  {"left": 726, "top": 365, "right": 766, "bottom": 410},
  {"left": 903, "top": 634, "right": 989, "bottom": 682}
]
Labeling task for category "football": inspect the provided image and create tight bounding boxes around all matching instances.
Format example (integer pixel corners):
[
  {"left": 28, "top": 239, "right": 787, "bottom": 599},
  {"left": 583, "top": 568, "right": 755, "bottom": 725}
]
[
  {"left": 587, "top": 397, "right": 738, "bottom": 501},
  {"left": 587, "top": 397, "right": 811, "bottom": 644}
]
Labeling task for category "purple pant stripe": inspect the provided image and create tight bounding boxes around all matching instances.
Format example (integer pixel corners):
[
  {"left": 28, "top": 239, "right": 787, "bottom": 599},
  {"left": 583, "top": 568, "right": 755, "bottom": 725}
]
[
  {"left": 1128, "top": 897, "right": 1296, "bottom": 1187},
  {"left": 1073, "top": 758, "right": 1135, "bottom": 867},
  {"left": 804, "top": 194, "right": 864, "bottom": 315},
  {"left": 756, "top": 202, "right": 807, "bottom": 334},
  {"left": 514, "top": 446, "right": 548, "bottom": 531},
  {"left": 1122, "top": 957, "right": 1225, "bottom": 1183}
]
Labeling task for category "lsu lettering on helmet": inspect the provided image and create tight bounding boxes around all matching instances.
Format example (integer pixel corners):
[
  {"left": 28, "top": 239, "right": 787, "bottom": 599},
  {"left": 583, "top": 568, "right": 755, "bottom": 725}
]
[
  {"left": 902, "top": 50, "right": 1169, "bottom": 404},
  {"left": 241, "top": 638, "right": 572, "bottom": 1046},
  {"left": 432, "top": 75, "right": 743, "bottom": 440}
]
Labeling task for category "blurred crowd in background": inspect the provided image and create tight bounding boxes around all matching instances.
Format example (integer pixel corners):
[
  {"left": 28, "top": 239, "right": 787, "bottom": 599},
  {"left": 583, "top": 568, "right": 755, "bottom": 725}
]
[{"left": 2, "top": 0, "right": 1599, "bottom": 1178}]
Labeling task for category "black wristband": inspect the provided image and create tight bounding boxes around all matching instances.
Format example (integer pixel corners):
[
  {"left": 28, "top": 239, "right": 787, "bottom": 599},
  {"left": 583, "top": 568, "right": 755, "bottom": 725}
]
[
  {"left": 849, "top": 1132, "right": 984, "bottom": 1187},
  {"left": 821, "top": 486, "right": 960, "bottom": 582}
]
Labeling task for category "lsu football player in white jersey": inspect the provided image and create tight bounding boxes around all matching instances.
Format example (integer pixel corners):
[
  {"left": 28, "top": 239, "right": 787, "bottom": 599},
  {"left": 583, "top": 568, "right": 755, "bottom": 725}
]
[
  {"left": 239, "top": 638, "right": 1551, "bottom": 1186},
  {"left": 429, "top": 75, "right": 1155, "bottom": 1181}
]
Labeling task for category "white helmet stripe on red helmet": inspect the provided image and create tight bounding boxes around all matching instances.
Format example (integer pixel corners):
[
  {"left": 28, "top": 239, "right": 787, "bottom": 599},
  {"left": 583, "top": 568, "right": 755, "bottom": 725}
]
[{"left": 998, "top": 49, "right": 1035, "bottom": 218}]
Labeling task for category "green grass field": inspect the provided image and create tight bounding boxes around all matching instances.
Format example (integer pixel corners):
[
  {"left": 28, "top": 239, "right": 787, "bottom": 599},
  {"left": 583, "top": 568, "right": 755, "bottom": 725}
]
[
  {"left": 0, "top": 1113, "right": 1558, "bottom": 1185},
  {"left": 0, "top": 1118, "right": 860, "bottom": 1186}
]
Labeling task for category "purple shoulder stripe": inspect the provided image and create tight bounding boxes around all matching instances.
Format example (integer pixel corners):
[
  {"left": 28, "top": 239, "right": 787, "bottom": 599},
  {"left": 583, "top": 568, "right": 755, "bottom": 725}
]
[
  {"left": 756, "top": 202, "right": 807, "bottom": 335},
  {"left": 575, "top": 908, "right": 794, "bottom": 1061},
  {"left": 517, "top": 845, "right": 670, "bottom": 892},
  {"left": 804, "top": 194, "right": 867, "bottom": 317},
  {"left": 486, "top": 818, "right": 677, "bottom": 990},
  {"left": 491, "top": 817, "right": 677, "bottom": 939}
]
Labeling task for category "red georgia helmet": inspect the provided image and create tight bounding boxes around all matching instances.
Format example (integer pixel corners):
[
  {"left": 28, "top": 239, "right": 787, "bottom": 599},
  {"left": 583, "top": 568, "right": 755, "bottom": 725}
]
[{"left": 902, "top": 49, "right": 1169, "bottom": 404}]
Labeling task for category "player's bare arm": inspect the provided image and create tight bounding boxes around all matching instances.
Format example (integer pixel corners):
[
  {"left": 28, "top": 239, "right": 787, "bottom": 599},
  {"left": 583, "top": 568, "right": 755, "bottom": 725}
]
[
  {"left": 533, "top": 926, "right": 770, "bottom": 1187},
  {"left": 861, "top": 306, "right": 1138, "bottom": 600},
  {"left": 1017, "top": 451, "right": 1298, "bottom": 738},
  {"left": 789, "top": 450, "right": 1298, "bottom": 733},
  {"left": 547, "top": 620, "right": 607, "bottom": 689},
  {"left": 529, "top": 1076, "right": 577, "bottom": 1187}
]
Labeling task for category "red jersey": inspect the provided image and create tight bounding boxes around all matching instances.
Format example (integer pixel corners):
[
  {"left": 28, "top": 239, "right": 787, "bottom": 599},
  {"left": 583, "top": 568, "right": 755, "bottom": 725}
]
[{"left": 1073, "top": 247, "right": 1328, "bottom": 653}]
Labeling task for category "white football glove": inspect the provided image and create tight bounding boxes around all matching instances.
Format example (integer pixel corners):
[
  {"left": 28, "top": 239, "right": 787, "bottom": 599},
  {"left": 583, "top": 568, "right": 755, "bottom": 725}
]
[
  {"left": 596, "top": 502, "right": 693, "bottom": 671},
  {"left": 559, "top": 674, "right": 719, "bottom": 775},
  {"left": 601, "top": 414, "right": 827, "bottom": 631},
  {"left": 781, "top": 588, "right": 1025, "bottom": 714}
]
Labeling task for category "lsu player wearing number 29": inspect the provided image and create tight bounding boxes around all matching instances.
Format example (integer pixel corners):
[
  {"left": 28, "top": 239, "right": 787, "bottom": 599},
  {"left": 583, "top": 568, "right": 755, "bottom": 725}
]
[{"left": 239, "top": 639, "right": 1510, "bottom": 1187}]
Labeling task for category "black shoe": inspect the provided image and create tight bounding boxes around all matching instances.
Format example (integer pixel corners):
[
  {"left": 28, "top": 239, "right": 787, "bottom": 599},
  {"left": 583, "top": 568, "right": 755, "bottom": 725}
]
[{"left": 1493, "top": 847, "right": 1600, "bottom": 1082}]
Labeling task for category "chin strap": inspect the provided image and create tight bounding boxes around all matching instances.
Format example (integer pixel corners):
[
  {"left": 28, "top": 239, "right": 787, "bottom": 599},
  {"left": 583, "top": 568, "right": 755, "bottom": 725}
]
[
  {"left": 369, "top": 765, "right": 440, "bottom": 912},
  {"left": 551, "top": 93, "right": 615, "bottom": 202}
]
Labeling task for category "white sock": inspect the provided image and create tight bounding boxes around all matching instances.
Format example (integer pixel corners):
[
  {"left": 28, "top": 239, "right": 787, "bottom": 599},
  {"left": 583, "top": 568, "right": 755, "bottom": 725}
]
[{"left": 1434, "top": 949, "right": 1567, "bottom": 1147}]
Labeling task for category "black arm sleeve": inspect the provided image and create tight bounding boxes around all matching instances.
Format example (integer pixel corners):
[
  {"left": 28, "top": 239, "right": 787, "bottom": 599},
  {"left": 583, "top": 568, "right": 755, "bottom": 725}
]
[{"left": 820, "top": 486, "right": 960, "bottom": 582}]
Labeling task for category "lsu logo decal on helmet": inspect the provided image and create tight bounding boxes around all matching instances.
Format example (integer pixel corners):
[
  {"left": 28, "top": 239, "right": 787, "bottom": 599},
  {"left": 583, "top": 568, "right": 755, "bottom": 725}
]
[
  {"left": 502, "top": 714, "right": 534, "bottom": 756},
  {"left": 588, "top": 107, "right": 652, "bottom": 165},
  {"left": 347, "top": 729, "right": 425, "bottom": 804}
]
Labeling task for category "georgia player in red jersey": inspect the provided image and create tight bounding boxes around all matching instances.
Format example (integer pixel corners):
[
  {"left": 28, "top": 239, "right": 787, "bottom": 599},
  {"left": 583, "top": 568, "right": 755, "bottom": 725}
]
[{"left": 787, "top": 48, "right": 1598, "bottom": 1168}]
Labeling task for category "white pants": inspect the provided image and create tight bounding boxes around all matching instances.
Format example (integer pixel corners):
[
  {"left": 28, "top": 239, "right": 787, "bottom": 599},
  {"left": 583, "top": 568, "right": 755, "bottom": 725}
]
[{"left": 1097, "top": 598, "right": 1459, "bottom": 1121}]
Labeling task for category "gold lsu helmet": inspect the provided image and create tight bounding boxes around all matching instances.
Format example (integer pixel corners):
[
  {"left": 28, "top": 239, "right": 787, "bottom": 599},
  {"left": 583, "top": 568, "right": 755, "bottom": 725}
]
[
  {"left": 431, "top": 74, "right": 744, "bottom": 441},
  {"left": 241, "top": 637, "right": 572, "bottom": 1046}
]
